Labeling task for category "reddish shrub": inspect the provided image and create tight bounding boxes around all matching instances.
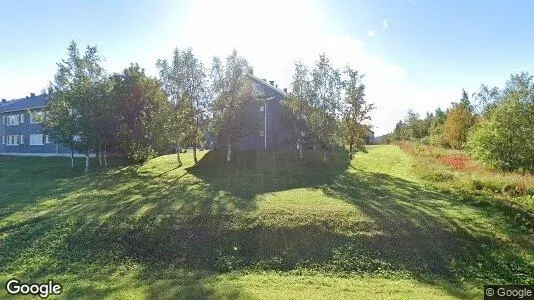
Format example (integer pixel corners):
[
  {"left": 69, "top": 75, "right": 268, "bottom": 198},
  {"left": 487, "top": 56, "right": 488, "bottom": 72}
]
[{"left": 439, "top": 154, "right": 469, "bottom": 171}]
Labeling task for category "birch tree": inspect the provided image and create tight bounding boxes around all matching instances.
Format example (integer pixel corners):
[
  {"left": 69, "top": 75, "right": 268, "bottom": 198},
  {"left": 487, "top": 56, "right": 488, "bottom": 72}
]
[
  {"left": 44, "top": 41, "right": 108, "bottom": 173},
  {"left": 283, "top": 62, "right": 313, "bottom": 159},
  {"left": 43, "top": 89, "right": 79, "bottom": 169},
  {"left": 210, "top": 50, "right": 254, "bottom": 162},
  {"left": 157, "top": 48, "right": 209, "bottom": 165},
  {"left": 309, "top": 54, "right": 343, "bottom": 165},
  {"left": 340, "top": 66, "right": 374, "bottom": 159}
]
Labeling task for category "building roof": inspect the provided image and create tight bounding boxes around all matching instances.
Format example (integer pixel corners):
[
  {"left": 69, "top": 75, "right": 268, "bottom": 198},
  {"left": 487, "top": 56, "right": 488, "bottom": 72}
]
[
  {"left": 247, "top": 73, "right": 289, "bottom": 98},
  {"left": 0, "top": 94, "right": 46, "bottom": 113}
]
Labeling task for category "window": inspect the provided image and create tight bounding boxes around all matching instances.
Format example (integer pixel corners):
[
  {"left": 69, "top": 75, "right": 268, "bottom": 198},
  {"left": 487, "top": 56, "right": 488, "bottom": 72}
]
[
  {"left": 259, "top": 105, "right": 264, "bottom": 112},
  {"left": 30, "top": 134, "right": 44, "bottom": 145},
  {"left": 6, "top": 135, "right": 19, "bottom": 145},
  {"left": 7, "top": 115, "right": 19, "bottom": 126},
  {"left": 20, "top": 135, "right": 24, "bottom": 144},
  {"left": 20, "top": 113, "right": 25, "bottom": 123},
  {"left": 259, "top": 130, "right": 265, "bottom": 137},
  {"left": 30, "top": 110, "right": 44, "bottom": 123},
  {"left": 2, "top": 116, "right": 5, "bottom": 125},
  {"left": 45, "top": 135, "right": 50, "bottom": 144},
  {"left": 1, "top": 136, "right": 4, "bottom": 144}
]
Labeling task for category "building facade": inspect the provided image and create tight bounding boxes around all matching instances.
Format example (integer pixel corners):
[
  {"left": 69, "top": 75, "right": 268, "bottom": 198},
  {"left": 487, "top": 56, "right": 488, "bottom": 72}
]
[
  {"left": 224, "top": 74, "right": 295, "bottom": 151},
  {"left": 0, "top": 93, "right": 73, "bottom": 156},
  {"left": 218, "top": 73, "right": 375, "bottom": 151},
  {"left": 365, "top": 129, "right": 375, "bottom": 144}
]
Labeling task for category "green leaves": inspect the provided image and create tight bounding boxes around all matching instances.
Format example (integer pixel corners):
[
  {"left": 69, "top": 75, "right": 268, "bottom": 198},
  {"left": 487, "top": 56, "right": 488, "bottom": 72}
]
[
  {"left": 287, "top": 54, "right": 344, "bottom": 155},
  {"left": 286, "top": 56, "right": 373, "bottom": 161},
  {"left": 442, "top": 103, "right": 473, "bottom": 149},
  {"left": 45, "top": 41, "right": 108, "bottom": 158},
  {"left": 341, "top": 66, "right": 374, "bottom": 154},
  {"left": 111, "top": 64, "right": 172, "bottom": 162},
  {"left": 209, "top": 50, "right": 254, "bottom": 154},
  {"left": 157, "top": 48, "right": 210, "bottom": 162},
  {"left": 468, "top": 86, "right": 534, "bottom": 172}
]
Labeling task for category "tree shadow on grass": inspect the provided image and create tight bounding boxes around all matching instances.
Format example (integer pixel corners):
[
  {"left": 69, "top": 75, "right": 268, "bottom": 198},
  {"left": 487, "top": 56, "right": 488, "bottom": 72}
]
[
  {"left": 322, "top": 168, "right": 534, "bottom": 297},
  {"left": 0, "top": 156, "right": 129, "bottom": 218},
  {"left": 187, "top": 150, "right": 349, "bottom": 201}
]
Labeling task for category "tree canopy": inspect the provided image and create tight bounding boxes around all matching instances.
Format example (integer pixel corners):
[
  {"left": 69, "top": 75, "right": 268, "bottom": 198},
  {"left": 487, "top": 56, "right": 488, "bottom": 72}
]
[
  {"left": 44, "top": 41, "right": 109, "bottom": 173},
  {"left": 44, "top": 41, "right": 378, "bottom": 171},
  {"left": 209, "top": 50, "right": 255, "bottom": 162}
]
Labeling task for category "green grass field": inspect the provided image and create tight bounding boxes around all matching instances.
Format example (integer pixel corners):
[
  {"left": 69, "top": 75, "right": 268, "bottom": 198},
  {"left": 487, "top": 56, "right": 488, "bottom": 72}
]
[{"left": 0, "top": 145, "right": 532, "bottom": 299}]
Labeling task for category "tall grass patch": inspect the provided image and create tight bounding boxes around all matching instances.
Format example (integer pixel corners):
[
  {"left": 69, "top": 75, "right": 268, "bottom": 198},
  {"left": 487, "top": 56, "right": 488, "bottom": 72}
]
[{"left": 395, "top": 141, "right": 534, "bottom": 212}]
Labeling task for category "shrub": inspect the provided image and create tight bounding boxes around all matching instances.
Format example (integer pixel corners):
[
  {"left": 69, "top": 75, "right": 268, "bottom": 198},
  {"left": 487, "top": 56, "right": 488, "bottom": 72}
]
[
  {"left": 399, "top": 141, "right": 534, "bottom": 199},
  {"left": 467, "top": 78, "right": 534, "bottom": 173},
  {"left": 442, "top": 104, "right": 473, "bottom": 149}
]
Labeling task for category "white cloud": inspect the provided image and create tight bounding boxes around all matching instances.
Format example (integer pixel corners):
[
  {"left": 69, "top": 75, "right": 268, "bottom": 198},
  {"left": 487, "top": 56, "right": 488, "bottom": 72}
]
[
  {"left": 383, "top": 19, "right": 389, "bottom": 30},
  {"left": 368, "top": 30, "right": 376, "bottom": 38}
]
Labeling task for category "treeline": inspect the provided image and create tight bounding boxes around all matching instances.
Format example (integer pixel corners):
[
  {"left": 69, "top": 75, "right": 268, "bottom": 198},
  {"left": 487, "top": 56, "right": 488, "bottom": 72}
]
[
  {"left": 386, "top": 73, "right": 534, "bottom": 173},
  {"left": 44, "top": 42, "right": 374, "bottom": 173}
]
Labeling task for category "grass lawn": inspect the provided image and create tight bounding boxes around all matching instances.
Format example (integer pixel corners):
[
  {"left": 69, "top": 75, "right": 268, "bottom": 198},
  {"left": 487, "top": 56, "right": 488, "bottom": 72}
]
[{"left": 0, "top": 145, "right": 532, "bottom": 299}]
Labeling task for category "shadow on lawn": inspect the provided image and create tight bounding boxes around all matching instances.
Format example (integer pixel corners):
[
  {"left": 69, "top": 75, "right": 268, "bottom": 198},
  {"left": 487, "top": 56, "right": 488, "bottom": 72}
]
[
  {"left": 1, "top": 151, "right": 533, "bottom": 299},
  {"left": 0, "top": 155, "right": 127, "bottom": 218},
  {"left": 324, "top": 169, "right": 533, "bottom": 294},
  {"left": 187, "top": 150, "right": 349, "bottom": 200}
]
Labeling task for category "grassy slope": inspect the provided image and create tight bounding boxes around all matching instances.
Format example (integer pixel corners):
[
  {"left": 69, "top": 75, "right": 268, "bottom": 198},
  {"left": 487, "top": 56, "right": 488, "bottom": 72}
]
[{"left": 0, "top": 146, "right": 532, "bottom": 299}]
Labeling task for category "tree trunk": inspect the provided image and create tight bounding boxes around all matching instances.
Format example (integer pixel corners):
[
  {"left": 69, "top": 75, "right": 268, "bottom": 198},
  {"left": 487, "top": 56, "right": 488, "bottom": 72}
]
[
  {"left": 349, "top": 142, "right": 353, "bottom": 160},
  {"left": 176, "top": 149, "right": 182, "bottom": 167},
  {"left": 323, "top": 151, "right": 327, "bottom": 166},
  {"left": 103, "top": 143, "right": 108, "bottom": 168},
  {"left": 226, "top": 142, "right": 232, "bottom": 162},
  {"left": 297, "top": 142, "right": 303, "bottom": 159},
  {"left": 84, "top": 153, "right": 90, "bottom": 174},
  {"left": 98, "top": 144, "right": 102, "bottom": 167},
  {"left": 70, "top": 149, "right": 74, "bottom": 170},
  {"left": 193, "top": 106, "right": 199, "bottom": 164}
]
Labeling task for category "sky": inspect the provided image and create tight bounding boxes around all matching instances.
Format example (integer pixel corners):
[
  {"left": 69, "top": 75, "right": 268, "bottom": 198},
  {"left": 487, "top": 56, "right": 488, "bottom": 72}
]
[{"left": 1, "top": 0, "right": 534, "bottom": 135}]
